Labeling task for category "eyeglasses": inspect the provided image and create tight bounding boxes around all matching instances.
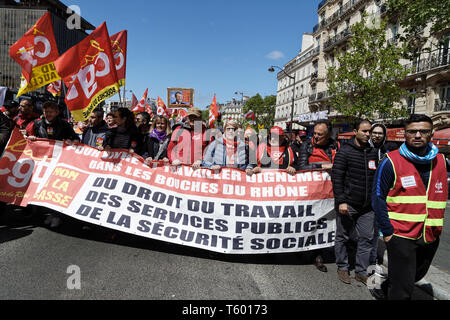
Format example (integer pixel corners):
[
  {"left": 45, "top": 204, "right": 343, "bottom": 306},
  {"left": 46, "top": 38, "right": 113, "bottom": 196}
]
[
  {"left": 405, "top": 129, "right": 432, "bottom": 136},
  {"left": 226, "top": 127, "right": 237, "bottom": 131}
]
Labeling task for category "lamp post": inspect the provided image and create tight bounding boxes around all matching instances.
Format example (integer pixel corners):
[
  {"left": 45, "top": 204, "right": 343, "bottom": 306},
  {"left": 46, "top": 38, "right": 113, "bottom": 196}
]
[
  {"left": 234, "top": 91, "right": 244, "bottom": 103},
  {"left": 268, "top": 65, "right": 296, "bottom": 138}
]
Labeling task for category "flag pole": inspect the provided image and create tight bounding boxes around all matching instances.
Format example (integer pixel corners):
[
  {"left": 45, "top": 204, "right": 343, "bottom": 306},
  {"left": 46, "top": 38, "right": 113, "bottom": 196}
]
[
  {"left": 123, "top": 83, "right": 126, "bottom": 108},
  {"left": 118, "top": 89, "right": 123, "bottom": 108},
  {"left": 61, "top": 83, "right": 70, "bottom": 120}
]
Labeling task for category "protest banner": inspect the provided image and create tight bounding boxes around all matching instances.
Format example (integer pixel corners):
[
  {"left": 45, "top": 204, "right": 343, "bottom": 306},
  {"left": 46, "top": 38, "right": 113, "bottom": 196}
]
[{"left": 0, "top": 128, "right": 336, "bottom": 254}]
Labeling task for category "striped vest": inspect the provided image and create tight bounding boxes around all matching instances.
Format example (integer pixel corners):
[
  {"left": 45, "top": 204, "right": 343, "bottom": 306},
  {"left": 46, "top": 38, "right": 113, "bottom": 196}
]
[{"left": 386, "top": 149, "right": 447, "bottom": 243}]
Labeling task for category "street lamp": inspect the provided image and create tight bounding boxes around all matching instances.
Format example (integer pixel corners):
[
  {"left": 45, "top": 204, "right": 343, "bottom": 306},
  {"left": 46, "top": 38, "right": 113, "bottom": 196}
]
[
  {"left": 268, "top": 65, "right": 296, "bottom": 138},
  {"left": 234, "top": 91, "right": 244, "bottom": 103}
]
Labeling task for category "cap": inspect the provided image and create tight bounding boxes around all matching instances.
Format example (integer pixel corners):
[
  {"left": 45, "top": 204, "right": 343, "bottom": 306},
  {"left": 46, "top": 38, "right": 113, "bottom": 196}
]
[
  {"left": 270, "top": 126, "right": 285, "bottom": 136},
  {"left": 186, "top": 107, "right": 202, "bottom": 118},
  {"left": 299, "top": 130, "right": 307, "bottom": 136}
]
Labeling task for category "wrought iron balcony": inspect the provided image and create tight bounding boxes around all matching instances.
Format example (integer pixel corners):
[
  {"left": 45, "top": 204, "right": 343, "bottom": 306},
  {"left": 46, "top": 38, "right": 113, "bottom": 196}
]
[
  {"left": 322, "top": 0, "right": 364, "bottom": 29},
  {"left": 313, "top": 24, "right": 319, "bottom": 33},
  {"left": 324, "top": 28, "right": 351, "bottom": 51},
  {"left": 435, "top": 99, "right": 450, "bottom": 112},
  {"left": 403, "top": 49, "right": 450, "bottom": 76},
  {"left": 318, "top": 0, "right": 328, "bottom": 10}
]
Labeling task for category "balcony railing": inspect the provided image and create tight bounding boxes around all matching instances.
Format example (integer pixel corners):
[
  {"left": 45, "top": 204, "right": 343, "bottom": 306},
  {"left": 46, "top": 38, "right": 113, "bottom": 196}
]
[
  {"left": 402, "top": 49, "right": 450, "bottom": 76},
  {"left": 277, "top": 46, "right": 321, "bottom": 79},
  {"left": 310, "top": 71, "right": 318, "bottom": 79},
  {"left": 318, "top": 0, "right": 328, "bottom": 10},
  {"left": 309, "top": 91, "right": 330, "bottom": 103},
  {"left": 313, "top": 24, "right": 319, "bottom": 33},
  {"left": 319, "top": 0, "right": 364, "bottom": 31},
  {"left": 324, "top": 28, "right": 351, "bottom": 50},
  {"left": 435, "top": 99, "right": 450, "bottom": 112}
]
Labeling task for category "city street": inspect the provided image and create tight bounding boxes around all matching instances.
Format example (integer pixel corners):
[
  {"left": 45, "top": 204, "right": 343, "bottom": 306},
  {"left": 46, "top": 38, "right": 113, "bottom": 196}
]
[{"left": 0, "top": 203, "right": 440, "bottom": 301}]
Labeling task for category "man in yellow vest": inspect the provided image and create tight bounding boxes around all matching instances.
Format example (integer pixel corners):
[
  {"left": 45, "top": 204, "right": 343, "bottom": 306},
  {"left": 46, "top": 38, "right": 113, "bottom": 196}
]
[{"left": 372, "top": 114, "right": 447, "bottom": 300}]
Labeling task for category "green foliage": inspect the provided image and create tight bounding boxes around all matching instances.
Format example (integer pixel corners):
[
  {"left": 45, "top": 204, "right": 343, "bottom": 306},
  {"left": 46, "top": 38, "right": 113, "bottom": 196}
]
[
  {"left": 242, "top": 94, "right": 276, "bottom": 130},
  {"left": 386, "top": 0, "right": 450, "bottom": 55},
  {"left": 326, "top": 16, "right": 410, "bottom": 121},
  {"left": 201, "top": 109, "right": 209, "bottom": 123}
]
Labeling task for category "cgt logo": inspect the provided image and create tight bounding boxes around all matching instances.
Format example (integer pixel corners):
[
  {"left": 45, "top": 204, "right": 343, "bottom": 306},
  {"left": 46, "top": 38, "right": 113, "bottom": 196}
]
[
  {"left": 16, "top": 31, "right": 51, "bottom": 69},
  {"left": 435, "top": 180, "right": 443, "bottom": 193},
  {"left": 66, "top": 41, "right": 111, "bottom": 101}
]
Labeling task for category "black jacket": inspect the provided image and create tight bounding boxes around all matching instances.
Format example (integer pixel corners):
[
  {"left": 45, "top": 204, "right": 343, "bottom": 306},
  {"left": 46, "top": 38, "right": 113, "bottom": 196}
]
[
  {"left": 81, "top": 121, "right": 110, "bottom": 148},
  {"left": 331, "top": 137, "right": 378, "bottom": 212},
  {"left": 141, "top": 134, "right": 171, "bottom": 160},
  {"left": 297, "top": 138, "right": 340, "bottom": 170},
  {"left": 104, "top": 125, "right": 142, "bottom": 152},
  {"left": 32, "top": 117, "right": 80, "bottom": 141}
]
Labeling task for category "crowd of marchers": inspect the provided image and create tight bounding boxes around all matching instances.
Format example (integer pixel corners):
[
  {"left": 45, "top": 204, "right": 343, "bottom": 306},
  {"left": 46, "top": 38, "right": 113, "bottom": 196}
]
[{"left": 0, "top": 98, "right": 447, "bottom": 301}]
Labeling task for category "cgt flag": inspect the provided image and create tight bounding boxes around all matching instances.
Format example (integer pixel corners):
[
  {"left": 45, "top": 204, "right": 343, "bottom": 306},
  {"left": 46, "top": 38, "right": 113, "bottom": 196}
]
[
  {"left": 209, "top": 94, "right": 218, "bottom": 128},
  {"left": 54, "top": 22, "right": 119, "bottom": 122},
  {"left": 157, "top": 96, "right": 169, "bottom": 117},
  {"left": 130, "top": 92, "right": 138, "bottom": 109},
  {"left": 132, "top": 88, "right": 147, "bottom": 113},
  {"left": 10, "top": 12, "right": 61, "bottom": 97},
  {"left": 145, "top": 104, "right": 154, "bottom": 117},
  {"left": 110, "top": 30, "right": 127, "bottom": 88},
  {"left": 47, "top": 80, "right": 62, "bottom": 97},
  {"left": 176, "top": 109, "right": 188, "bottom": 123}
]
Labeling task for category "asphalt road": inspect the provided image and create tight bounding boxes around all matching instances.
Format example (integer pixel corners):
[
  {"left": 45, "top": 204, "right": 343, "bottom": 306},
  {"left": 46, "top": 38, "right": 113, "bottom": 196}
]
[
  {"left": 0, "top": 205, "right": 434, "bottom": 301},
  {"left": 431, "top": 201, "right": 450, "bottom": 273}
]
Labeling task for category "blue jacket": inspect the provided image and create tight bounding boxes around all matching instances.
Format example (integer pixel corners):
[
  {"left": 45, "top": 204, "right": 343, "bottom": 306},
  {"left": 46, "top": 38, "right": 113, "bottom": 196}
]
[{"left": 202, "top": 137, "right": 254, "bottom": 170}]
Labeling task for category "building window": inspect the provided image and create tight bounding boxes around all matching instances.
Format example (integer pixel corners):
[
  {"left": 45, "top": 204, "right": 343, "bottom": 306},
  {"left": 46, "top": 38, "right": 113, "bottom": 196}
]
[
  {"left": 407, "top": 89, "right": 416, "bottom": 114},
  {"left": 437, "top": 86, "right": 450, "bottom": 111}
]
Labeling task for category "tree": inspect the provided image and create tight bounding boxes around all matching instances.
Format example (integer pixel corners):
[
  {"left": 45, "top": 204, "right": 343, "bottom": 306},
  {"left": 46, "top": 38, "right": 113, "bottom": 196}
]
[
  {"left": 242, "top": 94, "right": 276, "bottom": 130},
  {"left": 386, "top": 0, "right": 450, "bottom": 56},
  {"left": 326, "top": 16, "right": 410, "bottom": 120}
]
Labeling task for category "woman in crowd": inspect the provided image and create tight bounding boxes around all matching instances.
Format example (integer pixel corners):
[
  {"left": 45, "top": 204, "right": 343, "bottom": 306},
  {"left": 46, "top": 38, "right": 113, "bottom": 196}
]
[
  {"left": 136, "top": 112, "right": 152, "bottom": 136},
  {"left": 202, "top": 119, "right": 254, "bottom": 175},
  {"left": 102, "top": 107, "right": 142, "bottom": 154},
  {"left": 142, "top": 115, "right": 171, "bottom": 164},
  {"left": 105, "top": 112, "right": 117, "bottom": 129},
  {"left": 253, "top": 126, "right": 297, "bottom": 175}
]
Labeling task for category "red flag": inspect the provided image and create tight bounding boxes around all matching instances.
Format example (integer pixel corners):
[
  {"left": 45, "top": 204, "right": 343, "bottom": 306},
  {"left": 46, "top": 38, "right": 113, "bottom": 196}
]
[
  {"left": 132, "top": 89, "right": 147, "bottom": 113},
  {"left": 209, "top": 95, "right": 219, "bottom": 128},
  {"left": 176, "top": 109, "right": 188, "bottom": 123},
  {"left": 157, "top": 96, "right": 169, "bottom": 117},
  {"left": 47, "top": 80, "right": 62, "bottom": 97},
  {"left": 110, "top": 30, "right": 127, "bottom": 88},
  {"left": 145, "top": 104, "right": 154, "bottom": 117},
  {"left": 130, "top": 93, "right": 138, "bottom": 109},
  {"left": 54, "top": 22, "right": 119, "bottom": 121},
  {"left": 9, "top": 12, "right": 60, "bottom": 84}
]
